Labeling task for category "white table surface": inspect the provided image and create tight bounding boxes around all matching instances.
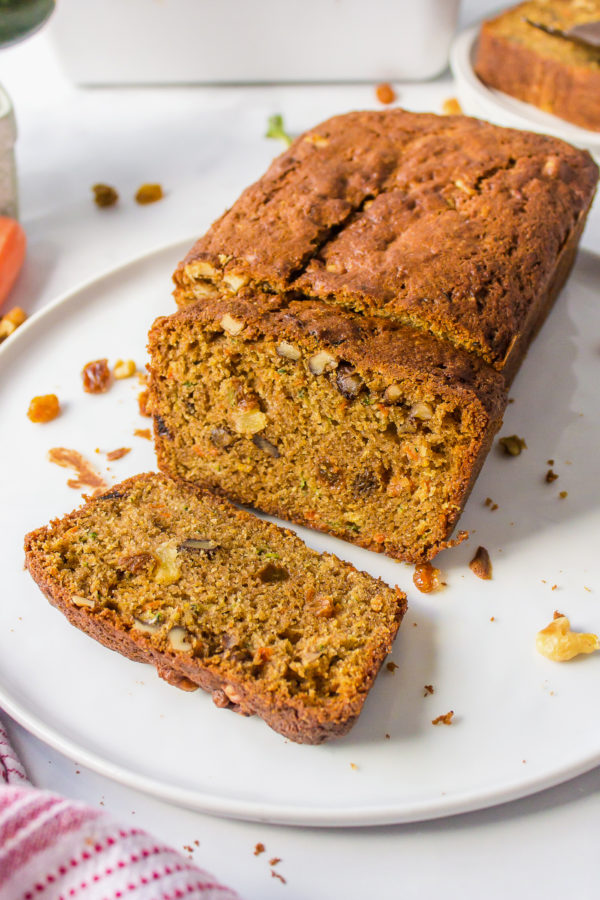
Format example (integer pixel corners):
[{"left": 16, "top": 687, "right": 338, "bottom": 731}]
[{"left": 2, "top": 7, "right": 600, "bottom": 898}]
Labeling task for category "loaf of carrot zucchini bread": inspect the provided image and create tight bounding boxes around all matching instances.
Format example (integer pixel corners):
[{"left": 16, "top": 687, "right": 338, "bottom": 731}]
[
  {"left": 24, "top": 473, "right": 406, "bottom": 744},
  {"left": 148, "top": 295, "right": 506, "bottom": 563},
  {"left": 173, "top": 108, "right": 598, "bottom": 382},
  {"left": 475, "top": 1, "right": 600, "bottom": 133}
]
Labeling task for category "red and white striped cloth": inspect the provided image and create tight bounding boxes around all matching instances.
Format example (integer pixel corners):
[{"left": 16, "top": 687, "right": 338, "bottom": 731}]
[{"left": 0, "top": 718, "right": 240, "bottom": 900}]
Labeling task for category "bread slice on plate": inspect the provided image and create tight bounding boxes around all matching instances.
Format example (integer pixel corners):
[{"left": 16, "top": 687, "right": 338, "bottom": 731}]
[{"left": 24, "top": 473, "right": 406, "bottom": 744}]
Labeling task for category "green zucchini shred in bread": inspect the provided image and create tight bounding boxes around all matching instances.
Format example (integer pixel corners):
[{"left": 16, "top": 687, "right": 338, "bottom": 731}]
[
  {"left": 24, "top": 473, "right": 406, "bottom": 744},
  {"left": 148, "top": 295, "right": 507, "bottom": 563},
  {"left": 475, "top": 0, "right": 600, "bottom": 132},
  {"left": 172, "top": 108, "right": 598, "bottom": 378}
]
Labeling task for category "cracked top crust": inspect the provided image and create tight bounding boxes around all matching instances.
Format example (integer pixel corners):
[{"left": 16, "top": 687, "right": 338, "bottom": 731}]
[{"left": 174, "top": 108, "right": 598, "bottom": 370}]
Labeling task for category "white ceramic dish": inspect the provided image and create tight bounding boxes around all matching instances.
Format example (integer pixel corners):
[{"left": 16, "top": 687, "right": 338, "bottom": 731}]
[
  {"left": 450, "top": 25, "right": 600, "bottom": 160},
  {"left": 47, "top": 0, "right": 460, "bottom": 85},
  {"left": 1, "top": 240, "right": 599, "bottom": 827}
]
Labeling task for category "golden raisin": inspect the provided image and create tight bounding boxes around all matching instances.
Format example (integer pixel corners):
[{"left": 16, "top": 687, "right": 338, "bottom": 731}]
[
  {"left": 413, "top": 562, "right": 441, "bottom": 593},
  {"left": 442, "top": 97, "right": 463, "bottom": 115},
  {"left": 27, "top": 393, "right": 60, "bottom": 423},
  {"left": 118, "top": 552, "right": 153, "bottom": 575},
  {"left": 82, "top": 358, "right": 111, "bottom": 394},
  {"left": 375, "top": 83, "right": 396, "bottom": 104},
  {"left": 314, "top": 595, "right": 335, "bottom": 618},
  {"left": 0, "top": 306, "right": 27, "bottom": 342},
  {"left": 92, "top": 184, "right": 119, "bottom": 207},
  {"left": 499, "top": 434, "right": 527, "bottom": 456},
  {"left": 135, "top": 183, "right": 164, "bottom": 205}
]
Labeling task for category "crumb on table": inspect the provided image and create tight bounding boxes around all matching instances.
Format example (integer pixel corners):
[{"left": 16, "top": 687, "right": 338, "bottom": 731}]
[{"left": 432, "top": 711, "right": 454, "bottom": 726}]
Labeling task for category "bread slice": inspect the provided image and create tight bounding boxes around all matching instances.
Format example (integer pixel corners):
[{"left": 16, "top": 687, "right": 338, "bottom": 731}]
[
  {"left": 24, "top": 473, "right": 406, "bottom": 744},
  {"left": 148, "top": 294, "right": 506, "bottom": 563},
  {"left": 172, "top": 108, "right": 598, "bottom": 380},
  {"left": 475, "top": 1, "right": 600, "bottom": 132}
]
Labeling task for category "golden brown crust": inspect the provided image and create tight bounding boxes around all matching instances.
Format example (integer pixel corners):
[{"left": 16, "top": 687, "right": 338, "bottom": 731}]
[
  {"left": 475, "top": 3, "right": 600, "bottom": 132},
  {"left": 173, "top": 108, "right": 598, "bottom": 372},
  {"left": 24, "top": 473, "right": 405, "bottom": 745}
]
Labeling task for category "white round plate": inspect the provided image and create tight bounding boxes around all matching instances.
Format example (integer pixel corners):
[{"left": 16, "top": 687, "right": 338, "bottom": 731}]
[
  {"left": 1, "top": 240, "right": 600, "bottom": 826},
  {"left": 450, "top": 25, "right": 600, "bottom": 160}
]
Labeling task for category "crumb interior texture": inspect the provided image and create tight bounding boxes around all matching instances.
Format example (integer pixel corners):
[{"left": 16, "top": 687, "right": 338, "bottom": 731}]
[
  {"left": 475, "top": 1, "right": 600, "bottom": 132},
  {"left": 148, "top": 296, "right": 506, "bottom": 563},
  {"left": 24, "top": 474, "right": 406, "bottom": 744},
  {"left": 172, "top": 108, "right": 598, "bottom": 374}
]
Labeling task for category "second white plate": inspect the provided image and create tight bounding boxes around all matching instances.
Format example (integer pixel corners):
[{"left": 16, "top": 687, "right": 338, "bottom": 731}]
[
  {"left": 450, "top": 25, "right": 600, "bottom": 160},
  {"left": 1, "top": 240, "right": 600, "bottom": 826}
]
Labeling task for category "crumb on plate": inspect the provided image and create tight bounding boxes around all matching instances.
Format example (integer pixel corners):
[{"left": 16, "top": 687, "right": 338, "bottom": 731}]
[{"left": 469, "top": 546, "right": 492, "bottom": 580}]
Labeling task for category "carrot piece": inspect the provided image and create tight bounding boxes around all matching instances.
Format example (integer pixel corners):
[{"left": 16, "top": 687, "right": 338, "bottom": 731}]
[{"left": 0, "top": 217, "right": 26, "bottom": 308}]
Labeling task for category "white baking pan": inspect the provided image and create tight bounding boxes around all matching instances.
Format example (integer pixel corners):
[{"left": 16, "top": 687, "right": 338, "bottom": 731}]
[{"left": 47, "top": 0, "right": 460, "bottom": 85}]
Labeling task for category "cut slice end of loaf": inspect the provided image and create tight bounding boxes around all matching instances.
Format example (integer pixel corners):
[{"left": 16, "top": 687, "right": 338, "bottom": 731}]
[
  {"left": 149, "top": 296, "right": 506, "bottom": 563},
  {"left": 24, "top": 473, "right": 406, "bottom": 744}
]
